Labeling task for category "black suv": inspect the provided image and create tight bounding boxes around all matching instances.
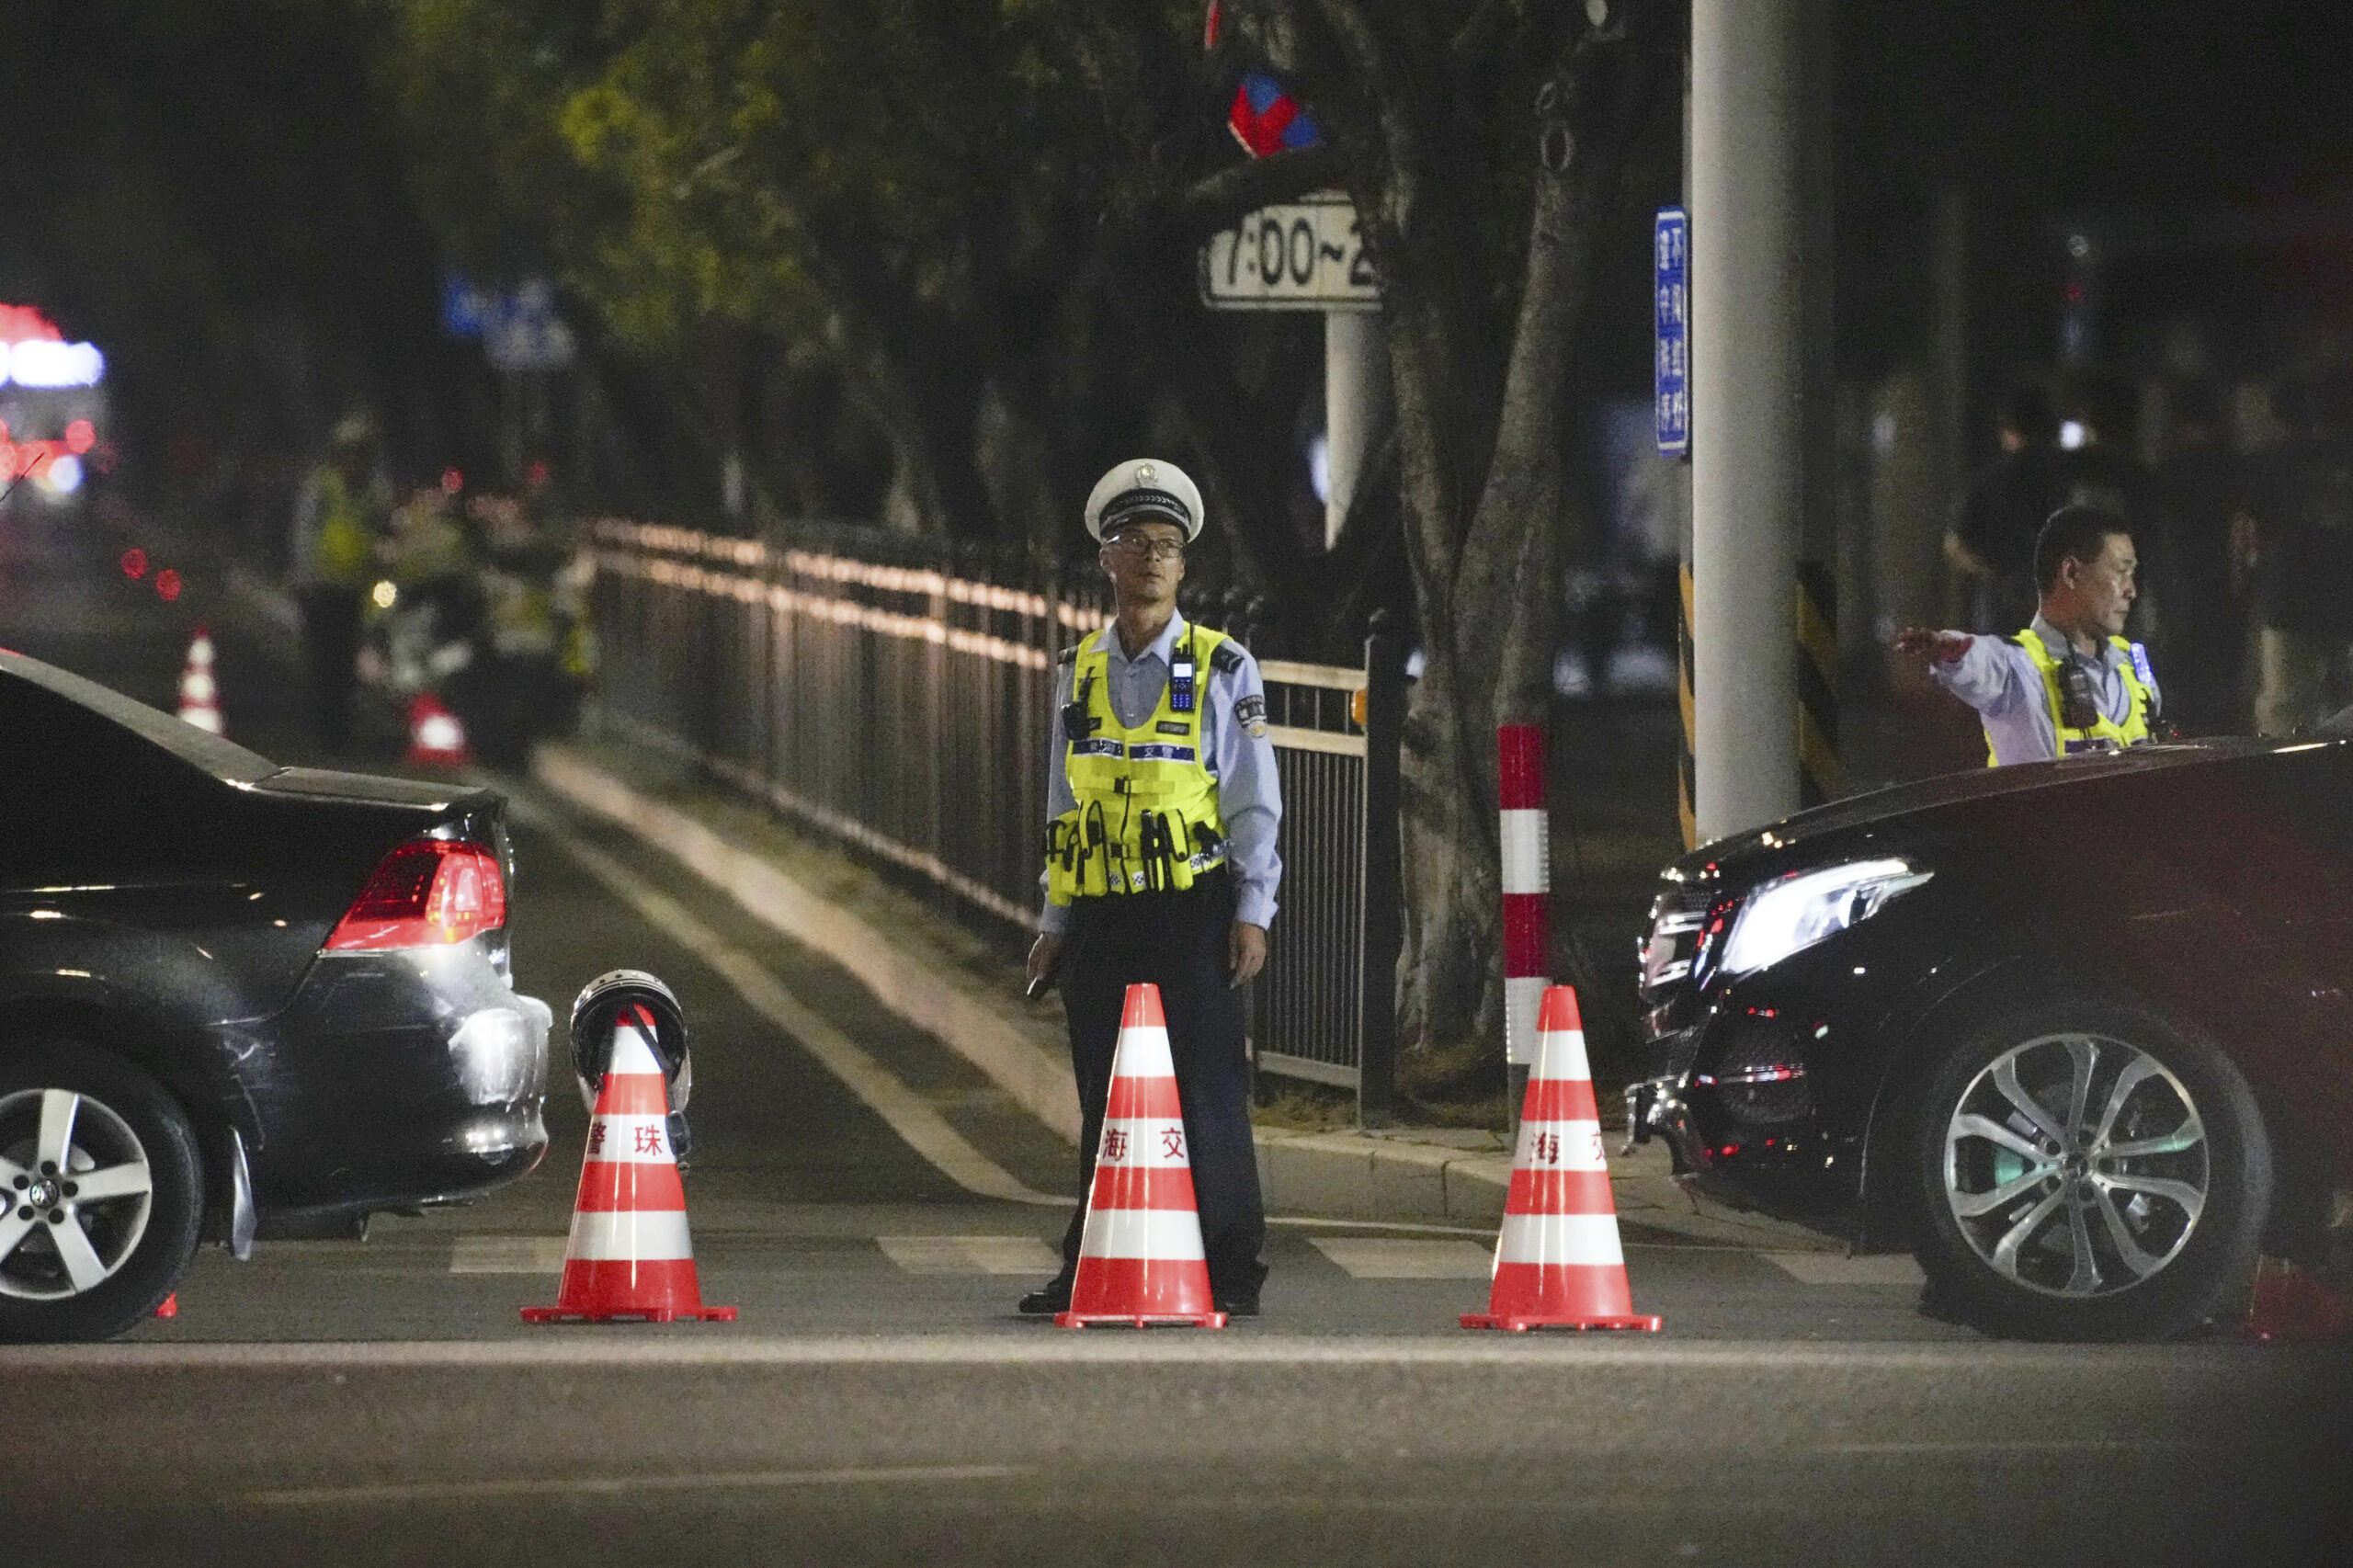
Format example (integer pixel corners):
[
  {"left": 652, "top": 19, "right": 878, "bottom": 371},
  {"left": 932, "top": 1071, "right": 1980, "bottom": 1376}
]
[{"left": 1632, "top": 738, "right": 2353, "bottom": 1340}]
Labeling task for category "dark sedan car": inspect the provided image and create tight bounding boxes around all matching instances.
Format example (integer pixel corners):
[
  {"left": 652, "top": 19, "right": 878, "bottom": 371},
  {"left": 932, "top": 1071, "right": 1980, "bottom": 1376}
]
[
  {"left": 1631, "top": 736, "right": 2353, "bottom": 1340},
  {"left": 0, "top": 649, "right": 550, "bottom": 1340}
]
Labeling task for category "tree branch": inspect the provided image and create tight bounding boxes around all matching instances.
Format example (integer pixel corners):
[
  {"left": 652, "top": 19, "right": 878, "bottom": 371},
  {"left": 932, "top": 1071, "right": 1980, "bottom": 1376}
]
[
  {"left": 1448, "top": 0, "right": 1517, "bottom": 65},
  {"left": 1168, "top": 142, "right": 1348, "bottom": 239}
]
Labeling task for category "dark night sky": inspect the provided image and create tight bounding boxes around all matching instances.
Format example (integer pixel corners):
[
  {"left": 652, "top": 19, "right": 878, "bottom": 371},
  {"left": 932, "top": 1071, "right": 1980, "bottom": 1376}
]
[
  {"left": 1838, "top": 1, "right": 2353, "bottom": 392},
  {"left": 9, "top": 3, "right": 2353, "bottom": 496}
]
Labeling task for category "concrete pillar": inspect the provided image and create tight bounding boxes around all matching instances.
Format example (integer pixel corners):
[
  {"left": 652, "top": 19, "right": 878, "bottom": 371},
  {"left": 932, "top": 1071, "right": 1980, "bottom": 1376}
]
[
  {"left": 1690, "top": 0, "right": 1806, "bottom": 841},
  {"left": 1324, "top": 310, "right": 1389, "bottom": 550}
]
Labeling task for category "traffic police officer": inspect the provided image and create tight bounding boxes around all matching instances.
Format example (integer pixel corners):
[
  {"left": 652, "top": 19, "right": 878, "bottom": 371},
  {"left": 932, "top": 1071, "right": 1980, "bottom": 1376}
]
[
  {"left": 1019, "top": 459, "right": 1283, "bottom": 1317},
  {"left": 1894, "top": 504, "right": 2162, "bottom": 765},
  {"left": 290, "top": 412, "right": 391, "bottom": 751}
]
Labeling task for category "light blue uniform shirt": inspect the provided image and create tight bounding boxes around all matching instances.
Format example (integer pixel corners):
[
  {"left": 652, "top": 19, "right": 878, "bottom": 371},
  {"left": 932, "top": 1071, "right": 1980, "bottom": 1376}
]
[
  {"left": 1931, "top": 613, "right": 2162, "bottom": 766},
  {"left": 1038, "top": 611, "right": 1282, "bottom": 935}
]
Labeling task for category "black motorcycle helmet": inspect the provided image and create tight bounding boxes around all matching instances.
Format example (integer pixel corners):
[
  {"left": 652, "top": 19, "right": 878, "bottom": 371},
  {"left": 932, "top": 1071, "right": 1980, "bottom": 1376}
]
[{"left": 568, "top": 969, "right": 691, "bottom": 1109}]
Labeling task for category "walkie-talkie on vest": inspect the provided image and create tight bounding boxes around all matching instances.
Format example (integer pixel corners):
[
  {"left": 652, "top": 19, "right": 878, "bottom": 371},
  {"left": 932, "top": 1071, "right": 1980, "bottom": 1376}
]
[
  {"left": 1168, "top": 628, "right": 1197, "bottom": 713},
  {"left": 1062, "top": 672, "right": 1097, "bottom": 741}
]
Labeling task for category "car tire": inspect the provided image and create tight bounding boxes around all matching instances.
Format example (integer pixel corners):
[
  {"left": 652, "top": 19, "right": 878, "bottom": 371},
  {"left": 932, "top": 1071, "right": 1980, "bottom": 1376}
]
[
  {"left": 0, "top": 1043, "right": 204, "bottom": 1343},
  {"left": 1907, "top": 994, "right": 2270, "bottom": 1342}
]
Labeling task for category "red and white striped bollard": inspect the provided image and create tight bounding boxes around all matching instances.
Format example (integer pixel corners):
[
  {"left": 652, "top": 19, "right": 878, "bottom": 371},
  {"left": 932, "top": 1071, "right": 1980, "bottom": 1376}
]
[{"left": 1497, "top": 724, "right": 1550, "bottom": 1082}]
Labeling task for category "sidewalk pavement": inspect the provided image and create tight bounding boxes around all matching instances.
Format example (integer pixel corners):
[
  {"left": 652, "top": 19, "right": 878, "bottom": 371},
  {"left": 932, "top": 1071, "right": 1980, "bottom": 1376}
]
[{"left": 527, "top": 728, "right": 1836, "bottom": 1252}]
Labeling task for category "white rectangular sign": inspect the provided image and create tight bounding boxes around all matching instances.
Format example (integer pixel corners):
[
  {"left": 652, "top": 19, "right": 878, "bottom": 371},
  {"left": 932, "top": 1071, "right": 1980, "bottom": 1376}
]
[{"left": 1199, "top": 195, "right": 1379, "bottom": 311}]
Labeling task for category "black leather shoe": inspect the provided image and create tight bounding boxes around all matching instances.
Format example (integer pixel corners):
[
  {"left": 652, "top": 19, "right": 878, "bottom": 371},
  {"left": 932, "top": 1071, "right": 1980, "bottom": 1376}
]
[
  {"left": 1213, "top": 1291, "right": 1260, "bottom": 1319},
  {"left": 1017, "top": 1277, "right": 1074, "bottom": 1315}
]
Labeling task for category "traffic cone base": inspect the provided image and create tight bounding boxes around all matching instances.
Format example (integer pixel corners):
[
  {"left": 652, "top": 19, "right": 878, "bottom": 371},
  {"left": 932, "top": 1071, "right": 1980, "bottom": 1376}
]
[
  {"left": 1055, "top": 983, "right": 1225, "bottom": 1330},
  {"left": 1463, "top": 985, "right": 1662, "bottom": 1334},
  {"left": 523, "top": 1012, "right": 733, "bottom": 1324},
  {"left": 2243, "top": 1256, "right": 2350, "bottom": 1344}
]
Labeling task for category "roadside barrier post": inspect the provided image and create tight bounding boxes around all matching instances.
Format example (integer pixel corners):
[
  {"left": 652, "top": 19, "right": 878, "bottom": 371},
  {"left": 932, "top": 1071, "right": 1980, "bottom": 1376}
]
[{"left": 1497, "top": 724, "right": 1550, "bottom": 1128}]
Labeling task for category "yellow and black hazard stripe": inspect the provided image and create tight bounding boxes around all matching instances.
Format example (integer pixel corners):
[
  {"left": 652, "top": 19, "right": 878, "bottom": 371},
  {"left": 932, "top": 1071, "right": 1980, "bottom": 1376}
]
[
  {"left": 1795, "top": 559, "right": 1840, "bottom": 807},
  {"left": 1677, "top": 562, "right": 1697, "bottom": 850}
]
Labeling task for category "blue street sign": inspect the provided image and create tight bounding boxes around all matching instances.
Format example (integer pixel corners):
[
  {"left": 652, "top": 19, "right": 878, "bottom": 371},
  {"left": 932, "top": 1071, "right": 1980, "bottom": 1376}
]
[
  {"left": 444, "top": 272, "right": 577, "bottom": 370},
  {"left": 1654, "top": 207, "right": 1689, "bottom": 458},
  {"left": 441, "top": 272, "right": 489, "bottom": 341}
]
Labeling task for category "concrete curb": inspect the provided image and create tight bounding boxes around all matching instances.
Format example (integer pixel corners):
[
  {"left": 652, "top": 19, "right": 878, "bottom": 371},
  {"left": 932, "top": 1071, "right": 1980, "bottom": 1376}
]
[{"left": 530, "top": 741, "right": 1836, "bottom": 1250}]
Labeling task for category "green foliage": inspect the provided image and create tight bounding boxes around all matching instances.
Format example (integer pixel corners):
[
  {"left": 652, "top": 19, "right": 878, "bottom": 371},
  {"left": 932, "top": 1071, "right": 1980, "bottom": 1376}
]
[{"left": 375, "top": 0, "right": 1295, "bottom": 543}]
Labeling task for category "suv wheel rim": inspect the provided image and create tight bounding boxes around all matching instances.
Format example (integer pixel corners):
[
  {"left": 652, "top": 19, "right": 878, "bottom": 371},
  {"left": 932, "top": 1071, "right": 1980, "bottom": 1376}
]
[
  {"left": 1942, "top": 1033, "right": 2209, "bottom": 1299},
  {"left": 0, "top": 1089, "right": 155, "bottom": 1301}
]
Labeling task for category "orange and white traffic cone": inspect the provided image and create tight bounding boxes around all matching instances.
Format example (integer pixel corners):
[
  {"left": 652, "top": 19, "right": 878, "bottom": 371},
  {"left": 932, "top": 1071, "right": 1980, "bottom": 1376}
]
[
  {"left": 1462, "top": 985, "right": 1662, "bottom": 1333},
  {"left": 522, "top": 1006, "right": 734, "bottom": 1324},
  {"left": 404, "top": 693, "right": 472, "bottom": 768},
  {"left": 176, "top": 626, "right": 223, "bottom": 734},
  {"left": 1058, "top": 983, "right": 1226, "bottom": 1329}
]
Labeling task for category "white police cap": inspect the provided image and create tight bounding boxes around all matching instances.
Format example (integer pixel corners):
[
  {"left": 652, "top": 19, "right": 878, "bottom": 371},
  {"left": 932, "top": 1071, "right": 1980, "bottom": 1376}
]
[{"left": 1084, "top": 459, "right": 1204, "bottom": 543}]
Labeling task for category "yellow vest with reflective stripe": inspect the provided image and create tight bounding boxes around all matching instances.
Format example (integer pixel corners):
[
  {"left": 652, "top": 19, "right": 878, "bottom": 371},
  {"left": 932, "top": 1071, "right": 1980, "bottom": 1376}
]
[
  {"left": 1045, "top": 624, "right": 1231, "bottom": 903},
  {"left": 1988, "top": 630, "right": 2154, "bottom": 767},
  {"left": 311, "top": 468, "right": 378, "bottom": 587}
]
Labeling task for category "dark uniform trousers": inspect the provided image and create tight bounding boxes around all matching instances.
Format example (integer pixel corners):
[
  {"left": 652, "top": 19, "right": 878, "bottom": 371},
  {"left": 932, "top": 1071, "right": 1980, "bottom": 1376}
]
[{"left": 1057, "top": 867, "right": 1268, "bottom": 1298}]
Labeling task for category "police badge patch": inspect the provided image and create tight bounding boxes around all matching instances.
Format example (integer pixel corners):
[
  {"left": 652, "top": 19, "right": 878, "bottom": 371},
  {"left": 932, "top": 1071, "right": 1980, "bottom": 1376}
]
[{"left": 1235, "top": 693, "right": 1268, "bottom": 739}]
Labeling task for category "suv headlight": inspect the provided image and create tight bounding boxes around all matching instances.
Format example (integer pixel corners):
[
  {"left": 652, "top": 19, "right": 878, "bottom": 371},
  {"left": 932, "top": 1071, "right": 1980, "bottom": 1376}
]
[{"left": 1719, "top": 858, "right": 1931, "bottom": 978}]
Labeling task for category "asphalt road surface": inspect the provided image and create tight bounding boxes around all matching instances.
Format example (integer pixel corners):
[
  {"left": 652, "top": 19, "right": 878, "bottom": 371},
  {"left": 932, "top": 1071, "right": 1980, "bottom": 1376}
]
[{"left": 2, "top": 508, "right": 2347, "bottom": 1565}]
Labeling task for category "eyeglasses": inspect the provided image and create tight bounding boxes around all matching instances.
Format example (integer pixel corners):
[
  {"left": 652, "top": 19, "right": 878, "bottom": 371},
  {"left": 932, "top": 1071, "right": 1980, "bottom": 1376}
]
[{"left": 1104, "top": 536, "right": 1186, "bottom": 562}]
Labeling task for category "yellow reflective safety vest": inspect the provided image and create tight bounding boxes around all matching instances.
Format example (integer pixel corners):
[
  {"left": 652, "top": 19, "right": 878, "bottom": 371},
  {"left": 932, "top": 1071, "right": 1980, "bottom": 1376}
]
[
  {"left": 1990, "top": 629, "right": 2155, "bottom": 766},
  {"left": 309, "top": 467, "right": 379, "bottom": 588},
  {"left": 1044, "top": 623, "right": 1233, "bottom": 903}
]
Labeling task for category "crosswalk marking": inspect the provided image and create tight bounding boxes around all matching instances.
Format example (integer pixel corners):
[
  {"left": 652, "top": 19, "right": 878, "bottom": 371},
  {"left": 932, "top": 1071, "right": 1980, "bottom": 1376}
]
[
  {"left": 1764, "top": 1252, "right": 1925, "bottom": 1286},
  {"left": 877, "top": 1235, "right": 1062, "bottom": 1275},
  {"left": 1308, "top": 1238, "right": 1495, "bottom": 1279},
  {"left": 449, "top": 1236, "right": 571, "bottom": 1275}
]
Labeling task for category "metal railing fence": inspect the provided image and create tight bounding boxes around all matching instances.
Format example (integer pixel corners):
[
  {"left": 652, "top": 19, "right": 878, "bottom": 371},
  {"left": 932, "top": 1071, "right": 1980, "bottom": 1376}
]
[{"left": 585, "top": 519, "right": 1404, "bottom": 1119}]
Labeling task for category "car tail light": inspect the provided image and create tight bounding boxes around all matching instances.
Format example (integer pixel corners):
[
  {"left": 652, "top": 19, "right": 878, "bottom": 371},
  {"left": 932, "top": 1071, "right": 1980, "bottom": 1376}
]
[{"left": 325, "top": 838, "right": 507, "bottom": 951}]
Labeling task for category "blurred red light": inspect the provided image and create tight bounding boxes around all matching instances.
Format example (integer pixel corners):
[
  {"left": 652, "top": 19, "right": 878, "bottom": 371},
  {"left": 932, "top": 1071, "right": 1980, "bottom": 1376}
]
[
  {"left": 439, "top": 467, "right": 463, "bottom": 494},
  {"left": 155, "top": 568, "right": 183, "bottom": 602},
  {"left": 63, "top": 419, "right": 95, "bottom": 455},
  {"left": 120, "top": 548, "right": 148, "bottom": 579}
]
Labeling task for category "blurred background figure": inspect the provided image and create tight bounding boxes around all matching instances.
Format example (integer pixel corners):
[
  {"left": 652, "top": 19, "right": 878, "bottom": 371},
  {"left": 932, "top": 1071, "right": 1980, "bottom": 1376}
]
[
  {"left": 2251, "top": 373, "right": 2353, "bottom": 734},
  {"left": 362, "top": 472, "right": 482, "bottom": 704},
  {"left": 288, "top": 411, "right": 391, "bottom": 751},
  {"left": 465, "top": 460, "right": 590, "bottom": 765},
  {"left": 1947, "top": 382, "right": 2062, "bottom": 634},
  {"left": 2149, "top": 380, "right": 2258, "bottom": 733}
]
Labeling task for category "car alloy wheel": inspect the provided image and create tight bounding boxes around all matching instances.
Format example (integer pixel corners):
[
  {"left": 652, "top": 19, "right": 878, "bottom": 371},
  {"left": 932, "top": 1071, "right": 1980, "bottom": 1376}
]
[
  {"left": 1941, "top": 1033, "right": 2208, "bottom": 1299},
  {"left": 0, "top": 1087, "right": 156, "bottom": 1301},
  {"left": 0, "top": 1044, "right": 202, "bottom": 1342},
  {"left": 1909, "top": 994, "right": 2269, "bottom": 1341}
]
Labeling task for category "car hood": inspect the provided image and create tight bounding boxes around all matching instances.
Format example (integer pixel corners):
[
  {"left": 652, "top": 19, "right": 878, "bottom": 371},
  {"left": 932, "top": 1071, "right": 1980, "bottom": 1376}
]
[
  {"left": 244, "top": 766, "right": 494, "bottom": 813},
  {"left": 1675, "top": 737, "right": 2290, "bottom": 880}
]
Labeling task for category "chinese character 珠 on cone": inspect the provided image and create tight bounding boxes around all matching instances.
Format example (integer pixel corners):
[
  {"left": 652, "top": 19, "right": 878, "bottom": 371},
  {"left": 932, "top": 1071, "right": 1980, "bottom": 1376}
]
[{"left": 522, "top": 1006, "right": 733, "bottom": 1324}]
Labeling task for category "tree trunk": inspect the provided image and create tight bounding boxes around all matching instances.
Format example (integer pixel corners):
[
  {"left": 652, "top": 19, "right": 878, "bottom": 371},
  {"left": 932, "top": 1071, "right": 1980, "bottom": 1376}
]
[{"left": 1236, "top": 0, "right": 1664, "bottom": 1060}]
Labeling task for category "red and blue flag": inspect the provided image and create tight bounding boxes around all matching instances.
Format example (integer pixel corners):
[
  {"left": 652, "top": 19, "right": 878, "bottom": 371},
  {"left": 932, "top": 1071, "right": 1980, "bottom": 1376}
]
[{"left": 1228, "top": 68, "right": 1321, "bottom": 157}]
